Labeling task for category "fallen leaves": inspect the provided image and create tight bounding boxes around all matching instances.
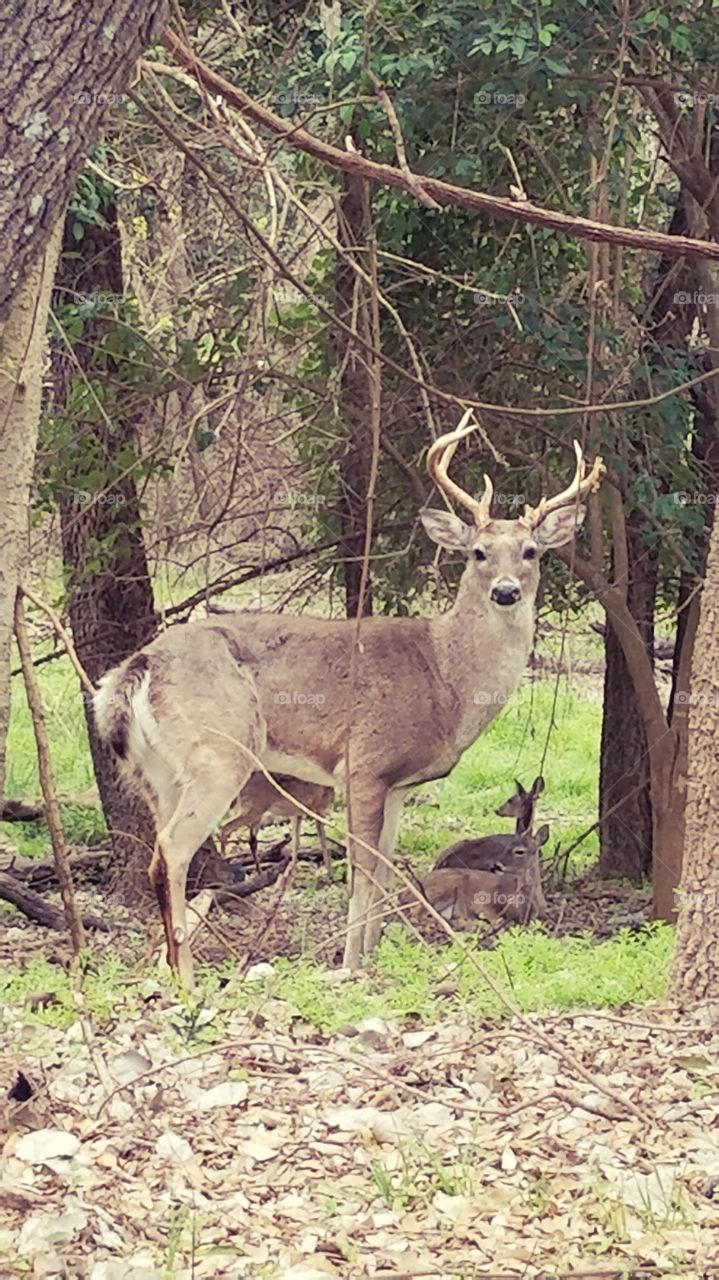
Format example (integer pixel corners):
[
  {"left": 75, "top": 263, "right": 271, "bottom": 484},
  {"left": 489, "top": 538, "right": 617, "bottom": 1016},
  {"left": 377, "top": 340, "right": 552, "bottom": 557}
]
[{"left": 2, "top": 995, "right": 719, "bottom": 1277}]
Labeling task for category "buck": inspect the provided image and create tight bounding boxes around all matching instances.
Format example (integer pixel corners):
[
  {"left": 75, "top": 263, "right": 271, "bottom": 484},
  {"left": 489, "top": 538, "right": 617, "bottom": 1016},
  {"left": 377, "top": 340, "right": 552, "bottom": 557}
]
[
  {"left": 219, "top": 773, "right": 334, "bottom": 876},
  {"left": 93, "top": 414, "right": 604, "bottom": 987}
]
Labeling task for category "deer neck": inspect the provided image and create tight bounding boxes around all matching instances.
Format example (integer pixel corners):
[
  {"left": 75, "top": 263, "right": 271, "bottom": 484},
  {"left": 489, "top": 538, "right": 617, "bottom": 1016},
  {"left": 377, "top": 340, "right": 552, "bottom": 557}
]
[{"left": 432, "top": 573, "right": 535, "bottom": 748}]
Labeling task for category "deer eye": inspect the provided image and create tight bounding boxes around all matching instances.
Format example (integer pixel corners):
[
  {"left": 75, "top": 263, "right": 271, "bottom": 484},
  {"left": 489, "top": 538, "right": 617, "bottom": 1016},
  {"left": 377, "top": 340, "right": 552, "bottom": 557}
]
[
  {"left": 474, "top": 548, "right": 487, "bottom": 562},
  {"left": 523, "top": 546, "right": 538, "bottom": 561}
]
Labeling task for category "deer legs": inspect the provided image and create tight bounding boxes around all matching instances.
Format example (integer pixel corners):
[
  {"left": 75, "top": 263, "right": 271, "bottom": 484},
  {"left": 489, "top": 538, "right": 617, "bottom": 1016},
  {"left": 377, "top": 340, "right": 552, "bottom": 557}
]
[
  {"left": 343, "top": 786, "right": 406, "bottom": 968},
  {"left": 149, "top": 766, "right": 252, "bottom": 989}
]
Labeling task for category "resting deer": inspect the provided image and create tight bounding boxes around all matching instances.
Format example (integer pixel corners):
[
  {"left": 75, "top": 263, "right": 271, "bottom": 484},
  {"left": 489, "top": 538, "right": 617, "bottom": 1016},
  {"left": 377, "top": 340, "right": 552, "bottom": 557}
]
[
  {"left": 219, "top": 773, "right": 334, "bottom": 876},
  {"left": 93, "top": 413, "right": 604, "bottom": 987},
  {"left": 398, "top": 865, "right": 533, "bottom": 929},
  {"left": 496, "top": 775, "right": 544, "bottom": 835},
  {"left": 431, "top": 775, "right": 548, "bottom": 916},
  {"left": 433, "top": 822, "right": 549, "bottom": 919}
]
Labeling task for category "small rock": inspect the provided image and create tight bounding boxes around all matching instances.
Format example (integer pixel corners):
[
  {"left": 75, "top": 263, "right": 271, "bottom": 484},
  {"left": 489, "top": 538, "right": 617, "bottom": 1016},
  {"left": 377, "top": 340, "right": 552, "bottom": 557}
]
[{"left": 245, "top": 962, "right": 275, "bottom": 982}]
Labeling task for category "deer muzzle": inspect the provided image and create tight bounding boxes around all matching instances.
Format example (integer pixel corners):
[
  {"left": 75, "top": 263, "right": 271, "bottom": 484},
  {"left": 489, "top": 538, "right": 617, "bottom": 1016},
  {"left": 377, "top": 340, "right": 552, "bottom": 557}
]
[{"left": 490, "top": 579, "right": 521, "bottom": 607}]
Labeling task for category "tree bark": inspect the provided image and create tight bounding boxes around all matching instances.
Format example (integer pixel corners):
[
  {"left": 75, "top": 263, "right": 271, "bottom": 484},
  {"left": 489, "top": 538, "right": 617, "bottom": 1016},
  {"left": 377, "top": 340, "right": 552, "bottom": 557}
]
[
  {"left": 0, "top": 222, "right": 63, "bottom": 809},
  {"left": 52, "top": 207, "right": 159, "bottom": 897},
  {"left": 334, "top": 169, "right": 374, "bottom": 617},
  {"left": 0, "top": 0, "right": 170, "bottom": 316},
  {"left": 671, "top": 497, "right": 719, "bottom": 1004},
  {"left": 0, "top": 0, "right": 170, "bottom": 830},
  {"left": 598, "top": 514, "right": 656, "bottom": 881}
]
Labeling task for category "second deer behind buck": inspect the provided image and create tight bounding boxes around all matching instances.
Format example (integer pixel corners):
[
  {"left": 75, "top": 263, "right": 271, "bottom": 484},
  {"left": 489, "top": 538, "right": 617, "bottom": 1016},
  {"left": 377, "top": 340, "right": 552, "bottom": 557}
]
[
  {"left": 219, "top": 773, "right": 334, "bottom": 876},
  {"left": 94, "top": 414, "right": 604, "bottom": 987}
]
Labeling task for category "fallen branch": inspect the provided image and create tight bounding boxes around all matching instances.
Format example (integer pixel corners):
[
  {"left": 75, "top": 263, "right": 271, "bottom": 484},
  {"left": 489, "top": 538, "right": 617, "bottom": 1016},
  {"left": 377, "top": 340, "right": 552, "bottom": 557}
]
[
  {"left": 1, "top": 850, "right": 111, "bottom": 887},
  {"left": 1, "top": 799, "right": 43, "bottom": 822},
  {"left": 0, "top": 871, "right": 108, "bottom": 932}
]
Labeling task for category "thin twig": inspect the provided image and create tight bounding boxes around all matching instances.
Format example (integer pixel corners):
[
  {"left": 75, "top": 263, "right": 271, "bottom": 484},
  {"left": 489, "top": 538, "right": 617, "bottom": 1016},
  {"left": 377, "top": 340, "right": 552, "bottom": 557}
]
[{"left": 13, "top": 592, "right": 85, "bottom": 953}]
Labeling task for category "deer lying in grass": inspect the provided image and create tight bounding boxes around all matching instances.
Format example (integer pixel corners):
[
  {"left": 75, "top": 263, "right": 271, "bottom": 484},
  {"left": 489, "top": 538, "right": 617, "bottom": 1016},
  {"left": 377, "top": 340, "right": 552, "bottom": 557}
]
[
  {"left": 94, "top": 414, "right": 603, "bottom": 987},
  {"left": 432, "top": 776, "right": 548, "bottom": 917},
  {"left": 398, "top": 865, "right": 532, "bottom": 929},
  {"left": 496, "top": 775, "right": 545, "bottom": 835},
  {"left": 219, "top": 773, "right": 334, "bottom": 876}
]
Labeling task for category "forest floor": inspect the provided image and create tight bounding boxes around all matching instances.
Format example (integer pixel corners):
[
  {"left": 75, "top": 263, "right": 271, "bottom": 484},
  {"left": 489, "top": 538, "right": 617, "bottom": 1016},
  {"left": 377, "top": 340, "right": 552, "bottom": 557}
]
[
  {"left": 2, "top": 628, "right": 703, "bottom": 1277},
  {"left": 1, "top": 924, "right": 718, "bottom": 1279}
]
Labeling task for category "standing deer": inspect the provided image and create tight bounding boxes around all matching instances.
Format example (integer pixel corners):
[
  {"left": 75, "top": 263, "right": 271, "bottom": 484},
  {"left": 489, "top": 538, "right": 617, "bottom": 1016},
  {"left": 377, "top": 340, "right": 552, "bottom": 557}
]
[
  {"left": 93, "top": 415, "right": 603, "bottom": 987},
  {"left": 219, "top": 773, "right": 334, "bottom": 876}
]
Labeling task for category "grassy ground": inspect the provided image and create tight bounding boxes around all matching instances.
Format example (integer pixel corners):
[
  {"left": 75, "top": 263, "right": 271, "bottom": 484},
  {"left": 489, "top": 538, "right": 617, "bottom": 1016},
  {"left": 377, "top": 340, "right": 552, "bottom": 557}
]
[{"left": 0, "top": 643, "right": 673, "bottom": 1034}]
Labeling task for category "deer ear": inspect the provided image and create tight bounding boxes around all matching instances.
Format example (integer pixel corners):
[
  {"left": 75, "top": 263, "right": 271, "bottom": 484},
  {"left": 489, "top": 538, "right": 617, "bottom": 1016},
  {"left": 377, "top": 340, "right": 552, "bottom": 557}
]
[
  {"left": 532, "top": 776, "right": 545, "bottom": 796},
  {"left": 419, "top": 508, "right": 474, "bottom": 551},
  {"left": 535, "top": 823, "right": 550, "bottom": 847},
  {"left": 534, "top": 505, "right": 585, "bottom": 550}
]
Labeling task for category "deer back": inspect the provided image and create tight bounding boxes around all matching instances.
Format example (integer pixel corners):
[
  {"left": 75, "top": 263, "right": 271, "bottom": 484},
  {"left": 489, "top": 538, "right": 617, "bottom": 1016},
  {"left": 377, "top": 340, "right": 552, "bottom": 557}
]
[
  {"left": 399, "top": 867, "right": 526, "bottom": 927},
  {"left": 434, "top": 833, "right": 526, "bottom": 873}
]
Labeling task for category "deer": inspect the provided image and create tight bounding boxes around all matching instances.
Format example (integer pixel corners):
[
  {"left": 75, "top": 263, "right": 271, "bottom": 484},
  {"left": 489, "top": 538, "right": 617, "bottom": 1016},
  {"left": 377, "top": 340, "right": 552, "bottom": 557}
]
[
  {"left": 397, "top": 864, "right": 533, "bottom": 929},
  {"left": 496, "top": 775, "right": 544, "bottom": 835},
  {"left": 93, "top": 412, "right": 604, "bottom": 988},
  {"left": 432, "top": 776, "right": 549, "bottom": 916},
  {"left": 433, "top": 822, "right": 549, "bottom": 919},
  {"left": 219, "top": 773, "right": 334, "bottom": 876}
]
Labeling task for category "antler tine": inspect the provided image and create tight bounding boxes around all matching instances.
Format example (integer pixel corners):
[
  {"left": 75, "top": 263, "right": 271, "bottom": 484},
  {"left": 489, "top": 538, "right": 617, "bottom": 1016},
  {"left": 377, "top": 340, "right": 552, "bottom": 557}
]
[
  {"left": 426, "top": 410, "right": 494, "bottom": 527},
  {"left": 521, "top": 440, "right": 605, "bottom": 528}
]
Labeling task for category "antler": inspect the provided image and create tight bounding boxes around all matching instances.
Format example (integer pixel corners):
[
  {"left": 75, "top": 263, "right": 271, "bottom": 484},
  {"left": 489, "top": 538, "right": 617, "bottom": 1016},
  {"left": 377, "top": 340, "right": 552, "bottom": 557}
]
[
  {"left": 426, "top": 409, "right": 494, "bottom": 528},
  {"left": 520, "top": 440, "right": 605, "bottom": 529}
]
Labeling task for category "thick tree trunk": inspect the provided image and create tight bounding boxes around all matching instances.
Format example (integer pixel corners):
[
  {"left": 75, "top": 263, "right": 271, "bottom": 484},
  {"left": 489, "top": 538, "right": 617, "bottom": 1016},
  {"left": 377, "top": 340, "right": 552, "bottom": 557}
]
[
  {"left": 598, "top": 516, "right": 656, "bottom": 881},
  {"left": 0, "top": 222, "right": 63, "bottom": 808},
  {"left": 334, "top": 169, "right": 374, "bottom": 617},
  {"left": 671, "top": 499, "right": 719, "bottom": 1003},
  {"left": 53, "top": 210, "right": 159, "bottom": 896},
  {"left": 0, "top": 0, "right": 170, "bottom": 842},
  {"left": 0, "top": 0, "right": 170, "bottom": 317}
]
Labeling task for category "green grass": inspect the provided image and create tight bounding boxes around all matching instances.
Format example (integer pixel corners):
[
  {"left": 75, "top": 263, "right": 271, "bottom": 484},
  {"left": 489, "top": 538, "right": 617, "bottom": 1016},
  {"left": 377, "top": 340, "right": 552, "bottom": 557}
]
[
  {"left": 2, "top": 647, "right": 104, "bottom": 855},
  {"left": 0, "top": 920, "right": 673, "bottom": 1038}
]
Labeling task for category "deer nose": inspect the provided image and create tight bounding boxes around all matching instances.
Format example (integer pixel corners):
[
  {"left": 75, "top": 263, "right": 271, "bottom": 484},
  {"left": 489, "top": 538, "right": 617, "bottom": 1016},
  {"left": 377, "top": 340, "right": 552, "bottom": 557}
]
[{"left": 491, "top": 580, "right": 521, "bottom": 606}]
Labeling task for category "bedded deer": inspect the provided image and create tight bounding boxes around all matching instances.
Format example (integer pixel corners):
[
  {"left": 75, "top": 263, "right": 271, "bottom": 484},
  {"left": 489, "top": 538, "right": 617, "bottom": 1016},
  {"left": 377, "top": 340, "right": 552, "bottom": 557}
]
[
  {"left": 93, "top": 414, "right": 604, "bottom": 986},
  {"left": 433, "top": 823, "right": 549, "bottom": 919},
  {"left": 496, "top": 775, "right": 544, "bottom": 835},
  {"left": 398, "top": 865, "right": 532, "bottom": 929},
  {"left": 432, "top": 776, "right": 549, "bottom": 916},
  {"left": 219, "top": 773, "right": 334, "bottom": 876}
]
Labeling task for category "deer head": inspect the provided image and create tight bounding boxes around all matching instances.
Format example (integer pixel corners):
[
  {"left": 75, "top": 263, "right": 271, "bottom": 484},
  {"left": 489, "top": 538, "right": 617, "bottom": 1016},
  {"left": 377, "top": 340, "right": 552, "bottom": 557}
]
[
  {"left": 420, "top": 412, "right": 605, "bottom": 612},
  {"left": 497, "top": 775, "right": 545, "bottom": 834}
]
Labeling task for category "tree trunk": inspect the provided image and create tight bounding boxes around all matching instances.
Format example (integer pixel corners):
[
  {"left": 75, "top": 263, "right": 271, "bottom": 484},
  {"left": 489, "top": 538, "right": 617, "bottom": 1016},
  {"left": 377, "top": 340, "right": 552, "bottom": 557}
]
[
  {"left": 0, "top": 222, "right": 63, "bottom": 808},
  {"left": 52, "top": 203, "right": 235, "bottom": 903},
  {"left": 671, "top": 498, "right": 719, "bottom": 1003},
  {"left": 0, "top": 0, "right": 170, "bottom": 316},
  {"left": 0, "top": 0, "right": 170, "bottom": 829},
  {"left": 334, "top": 169, "right": 374, "bottom": 617},
  {"left": 53, "top": 209, "right": 159, "bottom": 897},
  {"left": 598, "top": 515, "right": 656, "bottom": 881}
]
